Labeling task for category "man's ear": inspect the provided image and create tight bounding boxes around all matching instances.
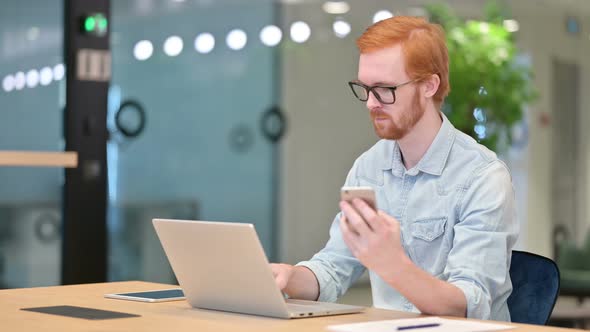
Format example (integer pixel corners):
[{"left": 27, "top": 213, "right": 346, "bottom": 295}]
[{"left": 422, "top": 74, "right": 440, "bottom": 98}]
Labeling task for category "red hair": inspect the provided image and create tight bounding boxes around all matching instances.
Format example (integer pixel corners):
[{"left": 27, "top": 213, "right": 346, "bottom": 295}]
[{"left": 356, "top": 16, "right": 450, "bottom": 108}]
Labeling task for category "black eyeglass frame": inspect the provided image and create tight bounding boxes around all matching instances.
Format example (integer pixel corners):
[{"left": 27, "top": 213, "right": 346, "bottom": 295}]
[{"left": 347, "top": 78, "right": 422, "bottom": 105}]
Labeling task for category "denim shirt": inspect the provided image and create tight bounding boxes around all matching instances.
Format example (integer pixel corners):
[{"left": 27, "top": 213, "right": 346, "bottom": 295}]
[{"left": 297, "top": 113, "right": 518, "bottom": 321}]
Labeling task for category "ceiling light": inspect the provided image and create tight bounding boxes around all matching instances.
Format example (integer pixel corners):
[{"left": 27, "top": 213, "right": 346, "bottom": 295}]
[
  {"left": 373, "top": 10, "right": 393, "bottom": 23},
  {"left": 53, "top": 64, "right": 65, "bottom": 81},
  {"left": 134, "top": 40, "right": 154, "bottom": 60},
  {"left": 163, "top": 36, "right": 184, "bottom": 56},
  {"left": 322, "top": 1, "right": 350, "bottom": 15},
  {"left": 333, "top": 20, "right": 351, "bottom": 38},
  {"left": 39, "top": 67, "right": 53, "bottom": 86},
  {"left": 14, "top": 72, "right": 25, "bottom": 90},
  {"left": 260, "top": 25, "right": 282, "bottom": 47},
  {"left": 2, "top": 75, "right": 15, "bottom": 92},
  {"left": 290, "top": 21, "right": 311, "bottom": 43},
  {"left": 226, "top": 29, "right": 247, "bottom": 50},
  {"left": 195, "top": 33, "right": 215, "bottom": 54},
  {"left": 26, "top": 69, "right": 39, "bottom": 88}
]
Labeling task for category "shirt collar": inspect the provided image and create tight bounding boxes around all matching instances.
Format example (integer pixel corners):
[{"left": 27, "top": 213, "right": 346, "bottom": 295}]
[{"left": 384, "top": 112, "right": 456, "bottom": 177}]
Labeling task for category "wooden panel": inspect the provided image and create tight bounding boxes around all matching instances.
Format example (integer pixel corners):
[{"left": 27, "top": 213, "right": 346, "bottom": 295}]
[{"left": 0, "top": 151, "right": 78, "bottom": 168}]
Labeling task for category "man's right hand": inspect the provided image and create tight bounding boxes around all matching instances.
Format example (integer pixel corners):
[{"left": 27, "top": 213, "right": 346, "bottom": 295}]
[
  {"left": 270, "top": 263, "right": 295, "bottom": 291},
  {"left": 269, "top": 263, "right": 320, "bottom": 301}
]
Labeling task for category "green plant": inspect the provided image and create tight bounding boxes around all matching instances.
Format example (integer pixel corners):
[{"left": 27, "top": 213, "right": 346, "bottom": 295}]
[{"left": 426, "top": 2, "right": 537, "bottom": 152}]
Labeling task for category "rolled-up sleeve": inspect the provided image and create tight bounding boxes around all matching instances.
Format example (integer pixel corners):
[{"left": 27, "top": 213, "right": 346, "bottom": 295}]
[
  {"left": 445, "top": 161, "right": 519, "bottom": 320},
  {"left": 296, "top": 213, "right": 366, "bottom": 302},
  {"left": 296, "top": 159, "right": 367, "bottom": 302}
]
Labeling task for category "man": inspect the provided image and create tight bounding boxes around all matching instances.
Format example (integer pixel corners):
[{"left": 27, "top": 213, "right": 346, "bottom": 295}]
[{"left": 271, "top": 16, "right": 518, "bottom": 321}]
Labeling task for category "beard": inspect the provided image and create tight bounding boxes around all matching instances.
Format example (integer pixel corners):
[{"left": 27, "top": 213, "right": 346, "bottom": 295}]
[{"left": 371, "top": 90, "right": 425, "bottom": 140}]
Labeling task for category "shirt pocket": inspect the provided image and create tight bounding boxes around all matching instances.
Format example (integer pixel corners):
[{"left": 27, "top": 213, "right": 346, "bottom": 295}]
[
  {"left": 407, "top": 216, "right": 449, "bottom": 274},
  {"left": 410, "top": 217, "right": 447, "bottom": 241}
]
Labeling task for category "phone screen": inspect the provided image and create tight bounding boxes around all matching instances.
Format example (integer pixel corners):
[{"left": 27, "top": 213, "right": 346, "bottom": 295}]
[{"left": 115, "top": 289, "right": 184, "bottom": 299}]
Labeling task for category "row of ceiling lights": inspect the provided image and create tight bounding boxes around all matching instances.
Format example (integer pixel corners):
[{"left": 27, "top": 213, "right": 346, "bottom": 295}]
[
  {"left": 2, "top": 64, "right": 65, "bottom": 93},
  {"left": 133, "top": 10, "right": 395, "bottom": 60},
  {"left": 131, "top": 12, "right": 522, "bottom": 61},
  {"left": 2, "top": 10, "right": 394, "bottom": 93}
]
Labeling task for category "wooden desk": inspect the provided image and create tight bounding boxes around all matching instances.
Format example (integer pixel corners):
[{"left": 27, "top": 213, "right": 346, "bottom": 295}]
[
  {"left": 0, "top": 151, "right": 77, "bottom": 168},
  {"left": 0, "top": 281, "right": 582, "bottom": 331}
]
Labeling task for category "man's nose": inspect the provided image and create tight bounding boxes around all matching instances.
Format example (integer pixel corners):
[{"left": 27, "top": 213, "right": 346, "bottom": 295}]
[{"left": 366, "top": 91, "right": 382, "bottom": 110}]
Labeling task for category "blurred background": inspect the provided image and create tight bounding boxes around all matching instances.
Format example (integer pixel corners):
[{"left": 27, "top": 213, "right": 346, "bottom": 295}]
[{"left": 0, "top": 0, "right": 589, "bottom": 328}]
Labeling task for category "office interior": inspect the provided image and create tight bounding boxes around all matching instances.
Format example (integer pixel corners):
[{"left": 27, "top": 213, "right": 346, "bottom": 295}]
[{"left": 0, "top": 0, "right": 589, "bottom": 328}]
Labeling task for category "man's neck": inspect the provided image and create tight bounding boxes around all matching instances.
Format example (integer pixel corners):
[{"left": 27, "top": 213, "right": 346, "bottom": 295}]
[{"left": 398, "top": 108, "right": 443, "bottom": 170}]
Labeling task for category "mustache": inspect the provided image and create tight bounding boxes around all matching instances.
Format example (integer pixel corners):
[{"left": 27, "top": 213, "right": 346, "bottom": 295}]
[{"left": 370, "top": 111, "right": 389, "bottom": 118}]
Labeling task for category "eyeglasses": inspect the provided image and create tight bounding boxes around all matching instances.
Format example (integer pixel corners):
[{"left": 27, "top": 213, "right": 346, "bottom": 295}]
[{"left": 348, "top": 78, "right": 421, "bottom": 105}]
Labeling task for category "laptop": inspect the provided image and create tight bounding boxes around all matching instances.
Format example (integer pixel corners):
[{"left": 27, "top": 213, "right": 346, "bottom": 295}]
[{"left": 152, "top": 218, "right": 365, "bottom": 319}]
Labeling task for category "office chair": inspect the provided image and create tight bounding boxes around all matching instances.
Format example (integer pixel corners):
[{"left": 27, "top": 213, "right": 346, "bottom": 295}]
[{"left": 507, "top": 250, "right": 560, "bottom": 325}]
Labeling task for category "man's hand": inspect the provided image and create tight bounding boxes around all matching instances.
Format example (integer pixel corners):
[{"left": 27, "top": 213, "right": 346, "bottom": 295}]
[
  {"left": 340, "top": 198, "right": 467, "bottom": 317},
  {"left": 269, "top": 263, "right": 320, "bottom": 301},
  {"left": 339, "top": 198, "right": 410, "bottom": 278},
  {"left": 270, "top": 263, "right": 295, "bottom": 291}
]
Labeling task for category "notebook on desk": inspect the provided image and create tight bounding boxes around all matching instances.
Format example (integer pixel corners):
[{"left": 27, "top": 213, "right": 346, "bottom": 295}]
[
  {"left": 152, "top": 218, "right": 364, "bottom": 319},
  {"left": 327, "top": 317, "right": 514, "bottom": 332}
]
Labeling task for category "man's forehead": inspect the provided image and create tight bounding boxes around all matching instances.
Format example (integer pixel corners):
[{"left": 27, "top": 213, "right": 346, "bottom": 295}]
[{"left": 358, "top": 47, "right": 406, "bottom": 84}]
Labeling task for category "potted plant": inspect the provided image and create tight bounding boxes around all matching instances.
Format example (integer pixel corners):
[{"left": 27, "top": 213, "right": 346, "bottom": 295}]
[{"left": 426, "top": 2, "right": 537, "bottom": 152}]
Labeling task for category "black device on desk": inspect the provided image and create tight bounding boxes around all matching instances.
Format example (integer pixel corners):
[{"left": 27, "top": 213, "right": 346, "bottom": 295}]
[{"left": 104, "top": 289, "right": 185, "bottom": 302}]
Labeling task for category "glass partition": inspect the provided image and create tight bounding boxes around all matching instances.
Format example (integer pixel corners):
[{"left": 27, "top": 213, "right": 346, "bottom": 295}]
[
  {"left": 107, "top": 0, "right": 280, "bottom": 282},
  {"left": 0, "top": 0, "right": 64, "bottom": 288}
]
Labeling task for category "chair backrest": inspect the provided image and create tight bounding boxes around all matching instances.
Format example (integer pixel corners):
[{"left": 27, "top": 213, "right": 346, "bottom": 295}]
[{"left": 507, "top": 250, "right": 560, "bottom": 325}]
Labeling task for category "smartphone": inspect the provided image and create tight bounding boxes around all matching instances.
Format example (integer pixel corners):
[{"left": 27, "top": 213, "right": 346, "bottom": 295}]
[
  {"left": 104, "top": 288, "right": 185, "bottom": 303},
  {"left": 340, "top": 186, "right": 377, "bottom": 210}
]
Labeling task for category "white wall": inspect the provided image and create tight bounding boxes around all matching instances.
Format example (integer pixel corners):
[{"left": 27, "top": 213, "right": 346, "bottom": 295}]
[
  {"left": 278, "top": 0, "right": 590, "bottom": 264},
  {"left": 278, "top": 3, "right": 377, "bottom": 263},
  {"left": 509, "top": 0, "right": 590, "bottom": 254}
]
